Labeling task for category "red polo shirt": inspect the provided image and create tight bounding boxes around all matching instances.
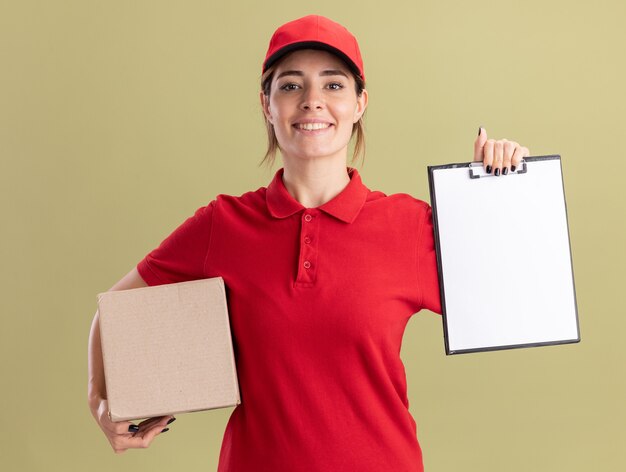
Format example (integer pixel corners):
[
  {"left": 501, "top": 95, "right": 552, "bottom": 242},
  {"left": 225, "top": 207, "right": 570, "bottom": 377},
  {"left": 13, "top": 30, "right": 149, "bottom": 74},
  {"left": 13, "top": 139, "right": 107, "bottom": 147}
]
[{"left": 136, "top": 167, "right": 442, "bottom": 471}]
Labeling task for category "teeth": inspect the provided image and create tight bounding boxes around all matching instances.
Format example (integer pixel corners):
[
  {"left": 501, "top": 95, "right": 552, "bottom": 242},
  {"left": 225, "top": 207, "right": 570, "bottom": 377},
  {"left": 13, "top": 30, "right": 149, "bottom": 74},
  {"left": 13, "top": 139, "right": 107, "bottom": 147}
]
[{"left": 296, "top": 123, "right": 331, "bottom": 130}]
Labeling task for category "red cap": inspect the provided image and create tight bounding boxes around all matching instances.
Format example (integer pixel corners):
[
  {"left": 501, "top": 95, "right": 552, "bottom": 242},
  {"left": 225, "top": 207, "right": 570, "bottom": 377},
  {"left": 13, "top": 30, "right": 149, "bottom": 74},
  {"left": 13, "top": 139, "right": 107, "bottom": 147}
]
[{"left": 262, "top": 15, "right": 365, "bottom": 82}]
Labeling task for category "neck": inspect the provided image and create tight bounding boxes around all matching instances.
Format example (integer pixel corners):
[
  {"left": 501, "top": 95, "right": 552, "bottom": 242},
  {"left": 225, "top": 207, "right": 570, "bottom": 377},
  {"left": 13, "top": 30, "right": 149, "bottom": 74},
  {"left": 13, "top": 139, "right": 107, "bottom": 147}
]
[{"left": 282, "top": 159, "right": 352, "bottom": 208}]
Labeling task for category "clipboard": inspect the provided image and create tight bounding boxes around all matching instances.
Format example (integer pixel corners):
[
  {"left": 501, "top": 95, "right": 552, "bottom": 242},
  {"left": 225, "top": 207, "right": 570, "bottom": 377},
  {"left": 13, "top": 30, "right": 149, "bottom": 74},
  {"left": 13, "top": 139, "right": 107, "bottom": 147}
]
[{"left": 427, "top": 155, "right": 580, "bottom": 355}]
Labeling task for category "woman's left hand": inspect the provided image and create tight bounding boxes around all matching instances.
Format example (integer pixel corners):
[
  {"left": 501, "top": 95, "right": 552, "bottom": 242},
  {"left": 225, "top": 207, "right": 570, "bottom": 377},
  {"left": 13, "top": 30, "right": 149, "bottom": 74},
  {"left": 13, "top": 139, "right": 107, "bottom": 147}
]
[{"left": 474, "top": 127, "right": 530, "bottom": 176}]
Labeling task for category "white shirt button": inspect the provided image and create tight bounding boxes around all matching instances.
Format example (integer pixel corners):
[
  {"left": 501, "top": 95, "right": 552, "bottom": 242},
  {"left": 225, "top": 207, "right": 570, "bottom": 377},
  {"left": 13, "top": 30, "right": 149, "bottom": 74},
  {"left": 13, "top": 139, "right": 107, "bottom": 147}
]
[
  {"left": 304, "top": 214, "right": 312, "bottom": 222},
  {"left": 303, "top": 260, "right": 311, "bottom": 269}
]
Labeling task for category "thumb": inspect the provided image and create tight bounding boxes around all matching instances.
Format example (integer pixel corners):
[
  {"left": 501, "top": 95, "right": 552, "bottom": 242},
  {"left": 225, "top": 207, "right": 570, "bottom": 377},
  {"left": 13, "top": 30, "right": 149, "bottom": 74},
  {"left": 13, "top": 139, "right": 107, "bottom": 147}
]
[
  {"left": 474, "top": 126, "right": 488, "bottom": 162},
  {"left": 126, "top": 417, "right": 171, "bottom": 449}
]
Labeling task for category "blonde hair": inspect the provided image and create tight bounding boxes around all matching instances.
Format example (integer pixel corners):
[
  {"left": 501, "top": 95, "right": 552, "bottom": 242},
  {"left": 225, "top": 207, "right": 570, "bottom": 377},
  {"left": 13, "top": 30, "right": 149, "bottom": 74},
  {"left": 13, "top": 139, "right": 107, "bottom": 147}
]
[{"left": 258, "top": 58, "right": 367, "bottom": 169}]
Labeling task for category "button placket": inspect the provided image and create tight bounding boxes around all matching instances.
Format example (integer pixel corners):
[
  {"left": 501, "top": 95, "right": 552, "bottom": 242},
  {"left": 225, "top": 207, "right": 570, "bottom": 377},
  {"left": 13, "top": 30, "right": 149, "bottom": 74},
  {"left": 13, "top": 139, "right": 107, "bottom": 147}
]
[{"left": 296, "top": 210, "right": 320, "bottom": 287}]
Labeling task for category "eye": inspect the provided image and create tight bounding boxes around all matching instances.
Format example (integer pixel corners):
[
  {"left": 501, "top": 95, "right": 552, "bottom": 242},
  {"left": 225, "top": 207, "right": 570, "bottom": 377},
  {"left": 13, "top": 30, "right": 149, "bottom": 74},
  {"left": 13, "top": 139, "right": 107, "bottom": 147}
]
[
  {"left": 279, "top": 83, "right": 300, "bottom": 91},
  {"left": 327, "top": 82, "right": 344, "bottom": 90}
]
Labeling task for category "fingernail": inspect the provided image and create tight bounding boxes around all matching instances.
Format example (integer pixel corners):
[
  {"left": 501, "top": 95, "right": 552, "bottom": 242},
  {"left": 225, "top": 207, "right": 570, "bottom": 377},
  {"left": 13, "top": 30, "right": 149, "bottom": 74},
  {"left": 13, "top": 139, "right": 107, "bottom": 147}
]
[
  {"left": 503, "top": 167, "right": 509, "bottom": 175},
  {"left": 161, "top": 428, "right": 170, "bottom": 433},
  {"left": 495, "top": 168, "right": 501, "bottom": 176},
  {"left": 128, "top": 424, "right": 139, "bottom": 433},
  {"left": 511, "top": 165, "right": 516, "bottom": 172},
  {"left": 167, "top": 417, "right": 176, "bottom": 425},
  {"left": 478, "top": 126, "right": 482, "bottom": 136},
  {"left": 486, "top": 165, "right": 492, "bottom": 174}
]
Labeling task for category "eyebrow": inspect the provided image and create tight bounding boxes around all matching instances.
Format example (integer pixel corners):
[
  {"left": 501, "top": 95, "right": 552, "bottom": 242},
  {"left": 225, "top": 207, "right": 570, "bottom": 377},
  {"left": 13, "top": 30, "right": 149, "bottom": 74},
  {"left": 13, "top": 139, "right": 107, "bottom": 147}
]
[{"left": 275, "top": 69, "right": 349, "bottom": 80}]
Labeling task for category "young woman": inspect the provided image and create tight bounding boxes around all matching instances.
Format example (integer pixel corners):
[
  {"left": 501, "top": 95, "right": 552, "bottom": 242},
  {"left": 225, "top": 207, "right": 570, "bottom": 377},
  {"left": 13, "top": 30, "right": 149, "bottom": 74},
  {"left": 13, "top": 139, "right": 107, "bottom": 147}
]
[{"left": 88, "top": 15, "right": 530, "bottom": 471}]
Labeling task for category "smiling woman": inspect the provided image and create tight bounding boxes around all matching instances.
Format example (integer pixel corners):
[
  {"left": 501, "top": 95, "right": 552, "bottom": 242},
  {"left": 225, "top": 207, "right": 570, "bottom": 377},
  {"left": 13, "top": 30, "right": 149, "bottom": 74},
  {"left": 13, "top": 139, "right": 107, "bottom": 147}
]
[
  {"left": 87, "top": 13, "right": 531, "bottom": 472},
  {"left": 259, "top": 49, "right": 368, "bottom": 168},
  {"left": 259, "top": 18, "right": 367, "bottom": 170}
]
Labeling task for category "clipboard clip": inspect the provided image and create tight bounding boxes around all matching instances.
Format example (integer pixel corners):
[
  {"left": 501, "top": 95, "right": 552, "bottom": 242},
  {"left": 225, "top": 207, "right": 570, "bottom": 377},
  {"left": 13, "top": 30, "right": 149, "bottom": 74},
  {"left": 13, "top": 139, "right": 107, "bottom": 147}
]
[{"left": 469, "top": 160, "right": 528, "bottom": 179}]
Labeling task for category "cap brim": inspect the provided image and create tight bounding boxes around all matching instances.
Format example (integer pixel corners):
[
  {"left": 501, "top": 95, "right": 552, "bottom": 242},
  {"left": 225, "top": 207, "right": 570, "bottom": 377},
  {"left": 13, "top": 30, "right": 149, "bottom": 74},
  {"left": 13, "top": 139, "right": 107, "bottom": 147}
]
[{"left": 263, "top": 41, "right": 363, "bottom": 80}]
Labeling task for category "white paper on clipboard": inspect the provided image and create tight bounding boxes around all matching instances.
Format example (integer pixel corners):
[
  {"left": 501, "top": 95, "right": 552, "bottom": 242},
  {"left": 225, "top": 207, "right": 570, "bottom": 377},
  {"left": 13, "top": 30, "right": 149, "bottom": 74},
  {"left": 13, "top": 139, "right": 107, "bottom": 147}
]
[{"left": 427, "top": 155, "right": 580, "bottom": 355}]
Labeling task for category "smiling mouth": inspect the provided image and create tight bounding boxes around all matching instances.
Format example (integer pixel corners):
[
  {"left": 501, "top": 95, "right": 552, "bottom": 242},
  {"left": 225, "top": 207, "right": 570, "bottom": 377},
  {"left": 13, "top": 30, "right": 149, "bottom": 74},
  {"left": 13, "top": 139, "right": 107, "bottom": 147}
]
[{"left": 293, "top": 123, "right": 332, "bottom": 130}]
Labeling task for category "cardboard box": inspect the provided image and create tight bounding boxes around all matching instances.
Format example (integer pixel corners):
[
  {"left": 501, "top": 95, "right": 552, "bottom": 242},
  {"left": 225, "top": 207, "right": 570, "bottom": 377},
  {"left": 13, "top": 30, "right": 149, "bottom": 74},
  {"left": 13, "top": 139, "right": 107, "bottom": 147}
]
[{"left": 97, "top": 277, "right": 240, "bottom": 422}]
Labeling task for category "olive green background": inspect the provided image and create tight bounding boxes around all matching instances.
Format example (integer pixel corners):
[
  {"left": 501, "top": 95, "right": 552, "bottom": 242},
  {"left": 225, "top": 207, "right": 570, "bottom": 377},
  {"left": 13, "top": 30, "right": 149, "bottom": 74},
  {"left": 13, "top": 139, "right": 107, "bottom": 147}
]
[{"left": 1, "top": 0, "right": 624, "bottom": 471}]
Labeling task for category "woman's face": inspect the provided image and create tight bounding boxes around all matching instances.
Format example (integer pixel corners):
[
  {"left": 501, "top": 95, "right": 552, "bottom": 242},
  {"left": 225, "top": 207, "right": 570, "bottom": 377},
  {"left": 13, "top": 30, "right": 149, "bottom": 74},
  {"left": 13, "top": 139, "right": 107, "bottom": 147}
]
[{"left": 261, "top": 49, "right": 368, "bottom": 164}]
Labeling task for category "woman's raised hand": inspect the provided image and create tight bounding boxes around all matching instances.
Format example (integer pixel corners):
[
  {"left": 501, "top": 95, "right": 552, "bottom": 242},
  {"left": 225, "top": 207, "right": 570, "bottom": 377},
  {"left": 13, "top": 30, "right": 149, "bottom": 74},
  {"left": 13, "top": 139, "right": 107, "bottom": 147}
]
[
  {"left": 91, "top": 396, "right": 175, "bottom": 454},
  {"left": 473, "top": 127, "right": 530, "bottom": 176}
]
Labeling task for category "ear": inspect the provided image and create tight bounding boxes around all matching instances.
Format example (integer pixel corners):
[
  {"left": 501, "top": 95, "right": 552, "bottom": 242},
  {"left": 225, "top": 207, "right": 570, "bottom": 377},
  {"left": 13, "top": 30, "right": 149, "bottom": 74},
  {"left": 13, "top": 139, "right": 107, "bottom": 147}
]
[
  {"left": 260, "top": 91, "right": 273, "bottom": 124},
  {"left": 353, "top": 88, "right": 368, "bottom": 123}
]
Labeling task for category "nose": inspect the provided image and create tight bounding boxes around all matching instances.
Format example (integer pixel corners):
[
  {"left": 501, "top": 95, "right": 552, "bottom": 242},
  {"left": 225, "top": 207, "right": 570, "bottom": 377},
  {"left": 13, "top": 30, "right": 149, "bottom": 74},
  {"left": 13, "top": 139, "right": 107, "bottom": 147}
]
[{"left": 300, "top": 86, "right": 323, "bottom": 111}]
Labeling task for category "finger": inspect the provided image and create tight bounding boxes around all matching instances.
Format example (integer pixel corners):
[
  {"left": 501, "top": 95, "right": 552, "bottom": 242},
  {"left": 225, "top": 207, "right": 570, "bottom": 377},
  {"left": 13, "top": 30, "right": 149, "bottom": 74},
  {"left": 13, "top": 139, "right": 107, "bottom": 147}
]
[
  {"left": 511, "top": 144, "right": 526, "bottom": 171},
  {"left": 136, "top": 416, "right": 168, "bottom": 431},
  {"left": 138, "top": 416, "right": 171, "bottom": 437},
  {"left": 474, "top": 126, "right": 488, "bottom": 162},
  {"left": 502, "top": 140, "right": 517, "bottom": 175},
  {"left": 136, "top": 416, "right": 175, "bottom": 434},
  {"left": 125, "top": 419, "right": 171, "bottom": 449},
  {"left": 98, "top": 408, "right": 137, "bottom": 436},
  {"left": 483, "top": 139, "right": 495, "bottom": 173},
  {"left": 493, "top": 140, "right": 504, "bottom": 176},
  {"left": 108, "top": 424, "right": 142, "bottom": 447},
  {"left": 110, "top": 417, "right": 170, "bottom": 452}
]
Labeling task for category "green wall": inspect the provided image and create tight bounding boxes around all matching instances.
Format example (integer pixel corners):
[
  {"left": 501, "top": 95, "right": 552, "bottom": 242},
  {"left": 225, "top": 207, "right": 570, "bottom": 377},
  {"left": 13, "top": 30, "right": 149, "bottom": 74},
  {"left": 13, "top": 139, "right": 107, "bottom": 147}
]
[{"left": 1, "top": 0, "right": 623, "bottom": 470}]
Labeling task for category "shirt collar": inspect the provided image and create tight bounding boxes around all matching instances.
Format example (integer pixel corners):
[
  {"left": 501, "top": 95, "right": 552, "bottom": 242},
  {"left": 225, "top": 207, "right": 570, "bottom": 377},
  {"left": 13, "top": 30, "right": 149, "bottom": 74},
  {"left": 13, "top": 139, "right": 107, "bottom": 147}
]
[{"left": 266, "top": 167, "right": 369, "bottom": 224}]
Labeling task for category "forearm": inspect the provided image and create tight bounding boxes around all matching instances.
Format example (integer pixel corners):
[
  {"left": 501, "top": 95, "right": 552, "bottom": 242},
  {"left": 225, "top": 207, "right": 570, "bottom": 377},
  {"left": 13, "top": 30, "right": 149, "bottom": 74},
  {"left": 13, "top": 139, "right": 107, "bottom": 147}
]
[{"left": 87, "top": 310, "right": 107, "bottom": 413}]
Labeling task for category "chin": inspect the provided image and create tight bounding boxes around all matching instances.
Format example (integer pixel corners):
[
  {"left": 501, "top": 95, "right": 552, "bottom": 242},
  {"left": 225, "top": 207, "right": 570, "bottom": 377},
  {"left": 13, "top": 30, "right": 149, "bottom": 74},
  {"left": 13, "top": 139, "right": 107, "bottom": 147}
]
[
  {"left": 297, "top": 152, "right": 341, "bottom": 161},
  {"left": 287, "top": 145, "right": 350, "bottom": 162}
]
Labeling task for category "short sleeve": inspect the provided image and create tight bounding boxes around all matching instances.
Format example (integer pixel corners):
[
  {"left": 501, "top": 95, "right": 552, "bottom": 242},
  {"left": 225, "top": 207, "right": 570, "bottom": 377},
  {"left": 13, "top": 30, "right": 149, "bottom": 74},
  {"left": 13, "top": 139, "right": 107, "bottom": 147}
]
[
  {"left": 417, "top": 204, "right": 442, "bottom": 314},
  {"left": 136, "top": 201, "right": 215, "bottom": 286}
]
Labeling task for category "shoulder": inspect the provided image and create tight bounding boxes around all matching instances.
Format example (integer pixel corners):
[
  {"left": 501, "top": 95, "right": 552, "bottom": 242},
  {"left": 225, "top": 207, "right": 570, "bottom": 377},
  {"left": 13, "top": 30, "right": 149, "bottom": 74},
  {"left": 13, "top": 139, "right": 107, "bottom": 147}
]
[
  {"left": 212, "top": 185, "right": 268, "bottom": 214},
  {"left": 181, "top": 186, "right": 267, "bottom": 222},
  {"left": 364, "top": 189, "right": 431, "bottom": 216}
]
